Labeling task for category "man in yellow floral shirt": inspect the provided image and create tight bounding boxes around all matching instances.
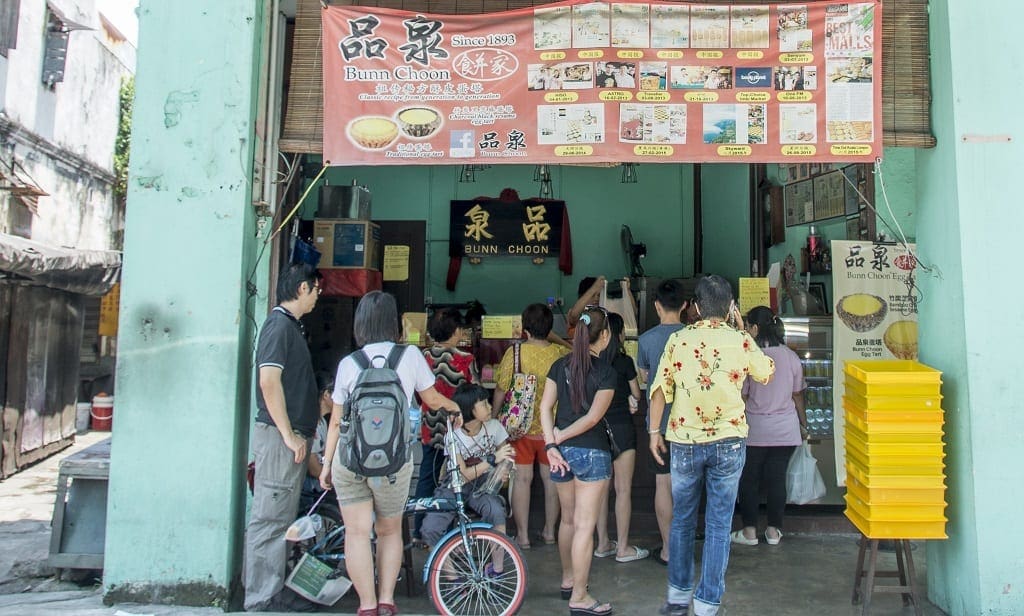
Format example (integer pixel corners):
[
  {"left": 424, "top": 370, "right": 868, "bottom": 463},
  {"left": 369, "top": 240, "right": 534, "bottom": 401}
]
[{"left": 648, "top": 275, "right": 774, "bottom": 616}]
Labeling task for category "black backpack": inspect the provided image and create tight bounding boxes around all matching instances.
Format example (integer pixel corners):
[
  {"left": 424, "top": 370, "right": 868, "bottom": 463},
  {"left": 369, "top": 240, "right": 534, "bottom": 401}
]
[{"left": 338, "top": 345, "right": 410, "bottom": 480}]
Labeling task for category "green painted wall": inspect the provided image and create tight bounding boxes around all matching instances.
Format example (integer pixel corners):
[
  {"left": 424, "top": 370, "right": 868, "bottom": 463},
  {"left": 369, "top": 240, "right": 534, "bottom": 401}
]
[
  {"left": 765, "top": 148, "right": 918, "bottom": 315},
  {"left": 917, "top": 0, "right": 1024, "bottom": 613},
  {"left": 311, "top": 163, "right": 695, "bottom": 313},
  {"left": 103, "top": 1, "right": 266, "bottom": 606},
  {"left": 700, "top": 164, "right": 751, "bottom": 285}
]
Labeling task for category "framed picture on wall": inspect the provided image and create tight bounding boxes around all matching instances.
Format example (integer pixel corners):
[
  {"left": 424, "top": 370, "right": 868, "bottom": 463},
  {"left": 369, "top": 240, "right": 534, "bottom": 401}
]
[
  {"left": 808, "top": 282, "right": 828, "bottom": 315},
  {"left": 846, "top": 216, "right": 860, "bottom": 240},
  {"left": 843, "top": 165, "right": 861, "bottom": 215},
  {"left": 784, "top": 179, "right": 814, "bottom": 226}
]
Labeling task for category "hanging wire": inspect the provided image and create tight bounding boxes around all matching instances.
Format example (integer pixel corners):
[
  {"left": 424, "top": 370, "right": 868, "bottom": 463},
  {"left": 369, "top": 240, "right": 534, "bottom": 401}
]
[
  {"left": 838, "top": 161, "right": 937, "bottom": 312},
  {"left": 267, "top": 163, "right": 329, "bottom": 244}
]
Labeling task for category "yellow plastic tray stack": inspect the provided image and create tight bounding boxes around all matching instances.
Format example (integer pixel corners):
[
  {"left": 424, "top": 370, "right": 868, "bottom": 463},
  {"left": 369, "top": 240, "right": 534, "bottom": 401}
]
[{"left": 843, "top": 360, "right": 947, "bottom": 539}]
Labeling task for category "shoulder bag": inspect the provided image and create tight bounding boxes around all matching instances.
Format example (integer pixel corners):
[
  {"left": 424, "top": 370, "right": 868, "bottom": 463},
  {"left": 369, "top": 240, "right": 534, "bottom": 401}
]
[{"left": 497, "top": 344, "right": 537, "bottom": 440}]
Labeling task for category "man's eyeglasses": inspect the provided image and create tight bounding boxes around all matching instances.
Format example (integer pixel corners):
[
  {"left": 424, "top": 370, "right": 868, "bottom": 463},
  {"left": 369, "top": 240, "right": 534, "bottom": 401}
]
[{"left": 309, "top": 282, "right": 322, "bottom": 294}]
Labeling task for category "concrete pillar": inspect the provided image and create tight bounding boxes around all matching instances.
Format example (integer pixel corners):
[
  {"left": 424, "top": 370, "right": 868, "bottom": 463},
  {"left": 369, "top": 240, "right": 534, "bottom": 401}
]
[
  {"left": 103, "top": 1, "right": 266, "bottom": 607},
  {"left": 916, "top": 0, "right": 1024, "bottom": 613}
]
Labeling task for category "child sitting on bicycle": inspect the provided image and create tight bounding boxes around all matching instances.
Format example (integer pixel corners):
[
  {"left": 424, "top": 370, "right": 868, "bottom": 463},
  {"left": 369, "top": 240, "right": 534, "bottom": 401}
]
[{"left": 420, "top": 383, "right": 515, "bottom": 572}]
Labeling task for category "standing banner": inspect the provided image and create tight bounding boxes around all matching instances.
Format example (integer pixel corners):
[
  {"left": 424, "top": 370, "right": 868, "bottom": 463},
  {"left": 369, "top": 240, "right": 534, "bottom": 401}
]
[
  {"left": 830, "top": 239, "right": 919, "bottom": 484},
  {"left": 322, "top": 0, "right": 882, "bottom": 166}
]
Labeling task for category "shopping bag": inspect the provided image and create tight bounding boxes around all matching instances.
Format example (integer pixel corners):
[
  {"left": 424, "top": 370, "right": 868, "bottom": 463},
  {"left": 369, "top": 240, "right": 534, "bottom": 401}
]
[{"left": 786, "top": 443, "right": 827, "bottom": 505}]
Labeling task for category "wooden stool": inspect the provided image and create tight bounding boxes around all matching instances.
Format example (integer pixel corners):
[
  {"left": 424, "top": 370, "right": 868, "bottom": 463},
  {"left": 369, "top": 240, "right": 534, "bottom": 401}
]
[{"left": 851, "top": 535, "right": 923, "bottom": 616}]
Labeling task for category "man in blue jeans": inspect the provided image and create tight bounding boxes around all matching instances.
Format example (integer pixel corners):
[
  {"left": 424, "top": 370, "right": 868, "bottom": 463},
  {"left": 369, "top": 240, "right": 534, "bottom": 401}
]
[{"left": 648, "top": 275, "right": 775, "bottom": 616}]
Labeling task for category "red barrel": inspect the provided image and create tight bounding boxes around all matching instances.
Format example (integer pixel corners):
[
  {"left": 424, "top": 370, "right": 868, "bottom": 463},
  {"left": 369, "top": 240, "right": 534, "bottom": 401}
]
[{"left": 91, "top": 395, "right": 114, "bottom": 431}]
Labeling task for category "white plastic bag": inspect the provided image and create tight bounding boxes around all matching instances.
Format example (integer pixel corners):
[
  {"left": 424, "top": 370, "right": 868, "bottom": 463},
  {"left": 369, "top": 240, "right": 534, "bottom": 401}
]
[
  {"left": 786, "top": 443, "right": 827, "bottom": 504},
  {"left": 600, "top": 278, "right": 638, "bottom": 337}
]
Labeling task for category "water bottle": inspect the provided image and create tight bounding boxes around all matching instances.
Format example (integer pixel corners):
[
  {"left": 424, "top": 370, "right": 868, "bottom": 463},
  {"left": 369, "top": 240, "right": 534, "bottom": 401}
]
[
  {"left": 408, "top": 405, "right": 422, "bottom": 437},
  {"left": 473, "top": 458, "right": 515, "bottom": 498}
]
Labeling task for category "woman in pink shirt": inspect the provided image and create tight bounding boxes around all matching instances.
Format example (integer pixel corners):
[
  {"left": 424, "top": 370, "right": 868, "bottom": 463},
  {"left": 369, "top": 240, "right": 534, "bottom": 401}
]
[{"left": 733, "top": 307, "right": 808, "bottom": 546}]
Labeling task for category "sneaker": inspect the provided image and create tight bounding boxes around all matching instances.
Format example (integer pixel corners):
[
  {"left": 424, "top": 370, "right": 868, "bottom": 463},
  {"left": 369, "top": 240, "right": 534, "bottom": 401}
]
[{"left": 659, "top": 602, "right": 688, "bottom": 616}]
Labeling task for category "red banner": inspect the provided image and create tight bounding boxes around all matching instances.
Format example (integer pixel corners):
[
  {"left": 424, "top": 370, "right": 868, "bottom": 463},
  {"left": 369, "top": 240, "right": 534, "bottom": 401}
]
[{"left": 322, "top": 1, "right": 882, "bottom": 166}]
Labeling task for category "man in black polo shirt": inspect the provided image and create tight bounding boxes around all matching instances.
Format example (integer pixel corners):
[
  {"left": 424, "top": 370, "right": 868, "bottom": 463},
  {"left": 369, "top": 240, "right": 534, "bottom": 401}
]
[{"left": 244, "top": 263, "right": 321, "bottom": 612}]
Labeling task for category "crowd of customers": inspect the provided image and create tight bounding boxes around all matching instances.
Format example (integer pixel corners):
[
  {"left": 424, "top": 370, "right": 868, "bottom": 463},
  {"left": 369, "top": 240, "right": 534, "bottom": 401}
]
[{"left": 244, "top": 267, "right": 817, "bottom": 615}]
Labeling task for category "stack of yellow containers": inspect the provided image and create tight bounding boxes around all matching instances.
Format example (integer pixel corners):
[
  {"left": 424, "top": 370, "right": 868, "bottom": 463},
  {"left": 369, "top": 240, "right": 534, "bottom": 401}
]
[{"left": 842, "top": 360, "right": 947, "bottom": 539}]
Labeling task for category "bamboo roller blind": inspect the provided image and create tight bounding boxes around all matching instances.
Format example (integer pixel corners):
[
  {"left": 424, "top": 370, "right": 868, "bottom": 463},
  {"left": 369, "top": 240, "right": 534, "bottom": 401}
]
[{"left": 279, "top": 0, "right": 935, "bottom": 154}]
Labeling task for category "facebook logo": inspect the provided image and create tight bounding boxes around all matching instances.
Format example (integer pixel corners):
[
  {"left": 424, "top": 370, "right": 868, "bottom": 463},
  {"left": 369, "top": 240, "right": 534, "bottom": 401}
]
[{"left": 450, "top": 130, "right": 475, "bottom": 158}]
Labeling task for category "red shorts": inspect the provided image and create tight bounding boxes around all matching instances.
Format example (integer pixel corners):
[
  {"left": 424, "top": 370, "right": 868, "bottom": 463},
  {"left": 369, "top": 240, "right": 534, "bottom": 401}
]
[{"left": 511, "top": 435, "right": 550, "bottom": 466}]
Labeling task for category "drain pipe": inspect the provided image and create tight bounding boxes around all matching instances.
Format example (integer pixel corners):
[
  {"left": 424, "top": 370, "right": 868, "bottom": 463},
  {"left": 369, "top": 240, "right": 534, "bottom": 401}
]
[{"left": 262, "top": 0, "right": 284, "bottom": 217}]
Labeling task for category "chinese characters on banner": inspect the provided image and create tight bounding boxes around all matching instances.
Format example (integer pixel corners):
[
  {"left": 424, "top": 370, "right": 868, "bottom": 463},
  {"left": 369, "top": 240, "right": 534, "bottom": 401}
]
[
  {"left": 830, "top": 240, "right": 918, "bottom": 484},
  {"left": 322, "top": 0, "right": 882, "bottom": 166},
  {"left": 449, "top": 199, "right": 564, "bottom": 260}
]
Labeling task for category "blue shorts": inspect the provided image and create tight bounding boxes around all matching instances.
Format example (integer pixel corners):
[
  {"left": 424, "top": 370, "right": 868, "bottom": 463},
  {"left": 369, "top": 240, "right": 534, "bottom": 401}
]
[{"left": 550, "top": 445, "right": 612, "bottom": 483}]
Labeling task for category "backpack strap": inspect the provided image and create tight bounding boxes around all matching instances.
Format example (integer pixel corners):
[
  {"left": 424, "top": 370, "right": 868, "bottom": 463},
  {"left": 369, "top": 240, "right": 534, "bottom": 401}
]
[
  {"left": 513, "top": 343, "right": 522, "bottom": 373},
  {"left": 386, "top": 344, "right": 408, "bottom": 370},
  {"left": 352, "top": 350, "right": 371, "bottom": 370}
]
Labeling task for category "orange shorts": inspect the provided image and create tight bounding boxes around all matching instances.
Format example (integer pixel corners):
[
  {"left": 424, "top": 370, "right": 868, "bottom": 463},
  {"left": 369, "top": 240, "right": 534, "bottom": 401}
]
[{"left": 511, "top": 435, "right": 550, "bottom": 466}]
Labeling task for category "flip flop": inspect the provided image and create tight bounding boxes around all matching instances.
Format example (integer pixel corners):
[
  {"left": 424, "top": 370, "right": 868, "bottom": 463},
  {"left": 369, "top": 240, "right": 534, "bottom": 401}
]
[
  {"left": 654, "top": 549, "right": 669, "bottom": 566},
  {"left": 730, "top": 530, "right": 758, "bottom": 546},
  {"left": 514, "top": 536, "right": 532, "bottom": 550},
  {"left": 615, "top": 545, "right": 650, "bottom": 563},
  {"left": 593, "top": 540, "right": 617, "bottom": 558},
  {"left": 534, "top": 532, "right": 557, "bottom": 545},
  {"left": 569, "top": 599, "right": 613, "bottom": 616}
]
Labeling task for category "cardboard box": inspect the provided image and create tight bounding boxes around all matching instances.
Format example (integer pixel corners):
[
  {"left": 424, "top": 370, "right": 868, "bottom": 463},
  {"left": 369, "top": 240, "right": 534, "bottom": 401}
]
[{"left": 314, "top": 220, "right": 382, "bottom": 270}]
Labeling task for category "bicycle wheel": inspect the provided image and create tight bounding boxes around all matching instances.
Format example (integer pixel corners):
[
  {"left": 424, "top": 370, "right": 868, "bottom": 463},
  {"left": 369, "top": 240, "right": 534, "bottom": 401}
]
[{"left": 426, "top": 528, "right": 527, "bottom": 616}]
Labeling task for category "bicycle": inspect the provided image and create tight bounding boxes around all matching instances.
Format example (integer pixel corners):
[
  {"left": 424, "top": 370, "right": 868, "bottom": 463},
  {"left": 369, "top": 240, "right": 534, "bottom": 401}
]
[
  {"left": 406, "top": 416, "right": 528, "bottom": 615},
  {"left": 287, "top": 416, "right": 528, "bottom": 614}
]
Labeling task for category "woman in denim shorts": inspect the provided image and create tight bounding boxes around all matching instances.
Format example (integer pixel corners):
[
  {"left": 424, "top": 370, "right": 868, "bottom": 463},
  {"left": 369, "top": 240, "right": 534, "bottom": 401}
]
[{"left": 540, "top": 306, "right": 617, "bottom": 616}]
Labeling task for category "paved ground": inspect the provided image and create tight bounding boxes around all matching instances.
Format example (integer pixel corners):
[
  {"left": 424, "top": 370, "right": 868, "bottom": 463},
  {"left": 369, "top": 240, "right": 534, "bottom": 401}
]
[{"left": 0, "top": 432, "right": 946, "bottom": 615}]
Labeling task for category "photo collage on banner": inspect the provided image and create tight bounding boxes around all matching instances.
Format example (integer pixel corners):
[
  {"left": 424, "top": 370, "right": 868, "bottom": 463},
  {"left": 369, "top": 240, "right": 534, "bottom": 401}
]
[{"left": 321, "top": 0, "right": 882, "bottom": 165}]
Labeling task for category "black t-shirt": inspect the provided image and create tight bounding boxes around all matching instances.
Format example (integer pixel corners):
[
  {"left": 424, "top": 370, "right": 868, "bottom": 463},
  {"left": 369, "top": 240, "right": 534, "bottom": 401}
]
[
  {"left": 255, "top": 307, "right": 318, "bottom": 437},
  {"left": 604, "top": 353, "right": 637, "bottom": 425},
  {"left": 548, "top": 355, "right": 617, "bottom": 450}
]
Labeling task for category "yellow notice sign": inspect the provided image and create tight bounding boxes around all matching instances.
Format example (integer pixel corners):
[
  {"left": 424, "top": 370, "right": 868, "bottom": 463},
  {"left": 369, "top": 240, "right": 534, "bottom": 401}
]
[
  {"left": 481, "top": 315, "right": 523, "bottom": 340},
  {"left": 738, "top": 277, "right": 771, "bottom": 314},
  {"left": 383, "top": 245, "right": 410, "bottom": 282},
  {"left": 99, "top": 282, "right": 120, "bottom": 337}
]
